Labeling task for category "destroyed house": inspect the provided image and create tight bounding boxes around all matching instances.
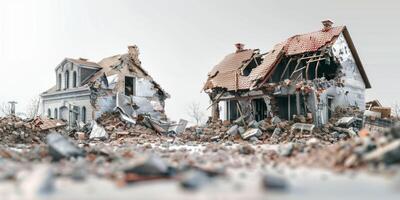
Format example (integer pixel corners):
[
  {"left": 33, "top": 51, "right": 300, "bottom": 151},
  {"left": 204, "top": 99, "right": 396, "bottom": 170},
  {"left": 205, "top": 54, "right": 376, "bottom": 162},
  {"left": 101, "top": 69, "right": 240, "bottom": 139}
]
[
  {"left": 204, "top": 20, "right": 371, "bottom": 126},
  {"left": 40, "top": 45, "right": 169, "bottom": 126}
]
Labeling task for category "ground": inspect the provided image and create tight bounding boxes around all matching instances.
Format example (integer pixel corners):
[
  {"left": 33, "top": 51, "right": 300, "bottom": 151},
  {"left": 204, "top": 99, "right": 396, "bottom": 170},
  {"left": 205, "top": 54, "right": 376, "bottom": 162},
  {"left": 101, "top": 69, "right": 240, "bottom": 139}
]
[{"left": 0, "top": 113, "right": 400, "bottom": 200}]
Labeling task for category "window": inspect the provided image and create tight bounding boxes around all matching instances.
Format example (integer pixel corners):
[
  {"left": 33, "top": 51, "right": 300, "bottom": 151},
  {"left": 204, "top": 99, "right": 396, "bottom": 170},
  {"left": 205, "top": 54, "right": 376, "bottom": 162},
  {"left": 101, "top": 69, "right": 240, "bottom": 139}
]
[
  {"left": 54, "top": 108, "right": 58, "bottom": 119},
  {"left": 47, "top": 109, "right": 51, "bottom": 118},
  {"left": 81, "top": 106, "right": 86, "bottom": 123},
  {"left": 57, "top": 74, "right": 62, "bottom": 90},
  {"left": 73, "top": 71, "right": 77, "bottom": 87},
  {"left": 124, "top": 76, "right": 136, "bottom": 96},
  {"left": 65, "top": 70, "right": 70, "bottom": 89}
]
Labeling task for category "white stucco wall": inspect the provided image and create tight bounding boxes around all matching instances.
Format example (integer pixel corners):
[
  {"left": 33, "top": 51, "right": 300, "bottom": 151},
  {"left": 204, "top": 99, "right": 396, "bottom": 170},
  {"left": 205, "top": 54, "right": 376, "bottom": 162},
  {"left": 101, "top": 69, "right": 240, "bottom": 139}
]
[
  {"left": 331, "top": 33, "right": 366, "bottom": 110},
  {"left": 41, "top": 94, "right": 93, "bottom": 122},
  {"left": 316, "top": 33, "right": 366, "bottom": 125}
]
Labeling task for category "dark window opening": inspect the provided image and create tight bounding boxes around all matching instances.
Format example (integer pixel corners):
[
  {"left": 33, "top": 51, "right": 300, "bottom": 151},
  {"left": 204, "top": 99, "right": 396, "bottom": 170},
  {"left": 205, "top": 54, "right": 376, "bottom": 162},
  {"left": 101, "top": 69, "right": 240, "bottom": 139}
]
[
  {"left": 276, "top": 95, "right": 298, "bottom": 120},
  {"left": 227, "top": 100, "right": 240, "bottom": 121},
  {"left": 252, "top": 98, "right": 268, "bottom": 121},
  {"left": 47, "top": 109, "right": 51, "bottom": 118},
  {"left": 81, "top": 106, "right": 86, "bottom": 123},
  {"left": 243, "top": 57, "right": 262, "bottom": 76},
  {"left": 73, "top": 71, "right": 77, "bottom": 87},
  {"left": 65, "top": 70, "right": 70, "bottom": 89},
  {"left": 54, "top": 108, "right": 58, "bottom": 119},
  {"left": 71, "top": 106, "right": 79, "bottom": 126},
  {"left": 307, "top": 57, "right": 339, "bottom": 80},
  {"left": 328, "top": 97, "right": 333, "bottom": 119},
  {"left": 124, "top": 76, "right": 136, "bottom": 96},
  {"left": 57, "top": 74, "right": 62, "bottom": 90}
]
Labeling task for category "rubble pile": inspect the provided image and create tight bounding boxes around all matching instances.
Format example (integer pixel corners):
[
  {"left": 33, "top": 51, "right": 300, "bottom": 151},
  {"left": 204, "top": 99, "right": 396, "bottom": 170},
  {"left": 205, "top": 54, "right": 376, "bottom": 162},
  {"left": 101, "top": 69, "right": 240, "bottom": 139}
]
[
  {"left": 0, "top": 116, "right": 66, "bottom": 145},
  {"left": 261, "top": 123, "right": 400, "bottom": 172},
  {"left": 180, "top": 112, "right": 360, "bottom": 145},
  {"left": 93, "top": 112, "right": 157, "bottom": 141}
]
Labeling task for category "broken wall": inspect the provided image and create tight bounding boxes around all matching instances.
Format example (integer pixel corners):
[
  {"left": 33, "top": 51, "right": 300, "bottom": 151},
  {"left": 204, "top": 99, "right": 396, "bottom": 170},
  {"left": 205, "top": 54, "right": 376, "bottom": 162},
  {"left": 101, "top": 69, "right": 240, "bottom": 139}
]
[
  {"left": 330, "top": 33, "right": 366, "bottom": 110},
  {"left": 91, "top": 53, "right": 168, "bottom": 121},
  {"left": 41, "top": 92, "right": 93, "bottom": 122}
]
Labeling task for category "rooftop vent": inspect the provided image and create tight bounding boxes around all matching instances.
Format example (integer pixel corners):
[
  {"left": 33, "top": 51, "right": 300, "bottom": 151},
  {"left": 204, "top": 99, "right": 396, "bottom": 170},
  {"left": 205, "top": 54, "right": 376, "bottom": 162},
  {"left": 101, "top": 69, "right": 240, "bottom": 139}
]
[
  {"left": 78, "top": 57, "right": 88, "bottom": 61},
  {"left": 235, "top": 43, "right": 245, "bottom": 53},
  {"left": 322, "top": 19, "right": 334, "bottom": 31}
]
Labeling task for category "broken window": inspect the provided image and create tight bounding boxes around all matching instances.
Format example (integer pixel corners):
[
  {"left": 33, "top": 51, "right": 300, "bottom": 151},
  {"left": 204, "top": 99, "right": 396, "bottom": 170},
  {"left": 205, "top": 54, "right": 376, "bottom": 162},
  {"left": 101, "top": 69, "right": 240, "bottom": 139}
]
[
  {"left": 47, "top": 109, "right": 51, "bottom": 118},
  {"left": 57, "top": 74, "right": 62, "bottom": 90},
  {"left": 226, "top": 100, "right": 240, "bottom": 121},
  {"left": 272, "top": 52, "right": 339, "bottom": 83},
  {"left": 54, "top": 108, "right": 58, "bottom": 119},
  {"left": 71, "top": 106, "right": 79, "bottom": 126},
  {"left": 65, "top": 70, "right": 70, "bottom": 89},
  {"left": 252, "top": 98, "right": 268, "bottom": 121},
  {"left": 242, "top": 57, "right": 262, "bottom": 76},
  {"left": 73, "top": 71, "right": 77, "bottom": 88},
  {"left": 276, "top": 95, "right": 297, "bottom": 120},
  {"left": 124, "top": 76, "right": 136, "bottom": 96},
  {"left": 81, "top": 106, "right": 86, "bottom": 123}
]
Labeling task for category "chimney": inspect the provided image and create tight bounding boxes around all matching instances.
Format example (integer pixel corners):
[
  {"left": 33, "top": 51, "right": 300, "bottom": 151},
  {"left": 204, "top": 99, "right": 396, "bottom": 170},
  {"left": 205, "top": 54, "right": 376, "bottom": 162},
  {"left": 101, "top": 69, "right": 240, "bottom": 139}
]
[
  {"left": 235, "top": 43, "right": 245, "bottom": 53},
  {"left": 321, "top": 19, "right": 334, "bottom": 31}
]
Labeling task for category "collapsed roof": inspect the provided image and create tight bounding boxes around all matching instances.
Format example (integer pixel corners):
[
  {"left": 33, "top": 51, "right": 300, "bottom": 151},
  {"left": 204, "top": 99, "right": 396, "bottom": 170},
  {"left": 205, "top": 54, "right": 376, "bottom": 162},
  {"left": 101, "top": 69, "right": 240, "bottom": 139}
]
[{"left": 204, "top": 23, "right": 371, "bottom": 92}]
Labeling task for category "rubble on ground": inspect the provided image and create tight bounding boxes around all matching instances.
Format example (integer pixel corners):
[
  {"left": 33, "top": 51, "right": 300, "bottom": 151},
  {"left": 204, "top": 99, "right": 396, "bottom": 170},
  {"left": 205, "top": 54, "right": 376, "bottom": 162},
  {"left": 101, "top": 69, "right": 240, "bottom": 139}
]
[
  {"left": 1, "top": 104, "right": 400, "bottom": 197},
  {"left": 0, "top": 116, "right": 66, "bottom": 145}
]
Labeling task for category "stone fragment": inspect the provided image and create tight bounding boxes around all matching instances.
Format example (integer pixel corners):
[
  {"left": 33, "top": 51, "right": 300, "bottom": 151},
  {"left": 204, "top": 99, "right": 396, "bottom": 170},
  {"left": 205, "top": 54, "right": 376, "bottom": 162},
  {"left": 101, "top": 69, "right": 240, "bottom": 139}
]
[
  {"left": 46, "top": 133, "right": 84, "bottom": 161},
  {"left": 123, "top": 155, "right": 171, "bottom": 176},
  {"left": 262, "top": 174, "right": 288, "bottom": 190},
  {"left": 363, "top": 139, "right": 400, "bottom": 165},
  {"left": 278, "top": 143, "right": 294, "bottom": 157},
  {"left": 241, "top": 128, "right": 261, "bottom": 140},
  {"left": 238, "top": 144, "right": 255, "bottom": 155},
  {"left": 271, "top": 116, "right": 281, "bottom": 125},
  {"left": 180, "top": 170, "right": 210, "bottom": 190},
  {"left": 226, "top": 125, "right": 239, "bottom": 136}
]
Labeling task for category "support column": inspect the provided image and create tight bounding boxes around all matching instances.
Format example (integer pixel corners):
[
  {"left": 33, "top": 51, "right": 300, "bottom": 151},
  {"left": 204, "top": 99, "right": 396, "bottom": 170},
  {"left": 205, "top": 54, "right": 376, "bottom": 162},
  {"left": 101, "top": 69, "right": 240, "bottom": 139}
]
[{"left": 211, "top": 101, "right": 220, "bottom": 122}]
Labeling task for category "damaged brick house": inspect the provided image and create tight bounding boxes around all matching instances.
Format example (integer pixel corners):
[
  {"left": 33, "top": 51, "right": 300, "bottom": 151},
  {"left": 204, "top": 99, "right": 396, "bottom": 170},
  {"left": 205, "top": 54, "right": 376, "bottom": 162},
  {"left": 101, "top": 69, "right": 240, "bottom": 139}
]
[
  {"left": 204, "top": 20, "right": 371, "bottom": 126},
  {"left": 40, "top": 45, "right": 169, "bottom": 126}
]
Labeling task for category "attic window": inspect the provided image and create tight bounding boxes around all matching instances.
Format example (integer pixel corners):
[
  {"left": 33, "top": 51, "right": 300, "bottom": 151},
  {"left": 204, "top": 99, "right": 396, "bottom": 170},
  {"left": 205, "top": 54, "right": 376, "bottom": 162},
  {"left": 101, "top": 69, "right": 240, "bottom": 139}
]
[
  {"left": 65, "top": 70, "right": 70, "bottom": 89},
  {"left": 125, "top": 76, "right": 136, "bottom": 96},
  {"left": 242, "top": 57, "right": 262, "bottom": 76},
  {"left": 73, "top": 71, "right": 77, "bottom": 87},
  {"left": 57, "top": 74, "right": 62, "bottom": 90}
]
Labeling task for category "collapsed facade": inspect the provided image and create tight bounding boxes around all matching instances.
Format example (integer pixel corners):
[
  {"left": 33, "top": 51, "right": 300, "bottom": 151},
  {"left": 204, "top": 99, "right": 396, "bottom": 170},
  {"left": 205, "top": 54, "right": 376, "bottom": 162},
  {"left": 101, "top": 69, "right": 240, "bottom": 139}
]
[
  {"left": 40, "top": 45, "right": 169, "bottom": 126},
  {"left": 204, "top": 20, "right": 371, "bottom": 126}
]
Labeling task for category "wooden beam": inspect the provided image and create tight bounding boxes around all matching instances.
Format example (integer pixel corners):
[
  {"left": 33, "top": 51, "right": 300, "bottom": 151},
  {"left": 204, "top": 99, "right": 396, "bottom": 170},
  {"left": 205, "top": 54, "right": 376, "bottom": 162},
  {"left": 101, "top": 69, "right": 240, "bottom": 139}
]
[{"left": 280, "top": 57, "right": 293, "bottom": 80}]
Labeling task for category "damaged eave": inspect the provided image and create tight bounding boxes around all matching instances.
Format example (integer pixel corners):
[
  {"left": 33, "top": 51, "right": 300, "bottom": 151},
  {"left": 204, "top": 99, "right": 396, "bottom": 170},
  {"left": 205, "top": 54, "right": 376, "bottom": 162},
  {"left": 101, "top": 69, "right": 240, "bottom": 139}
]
[{"left": 341, "top": 26, "right": 371, "bottom": 89}]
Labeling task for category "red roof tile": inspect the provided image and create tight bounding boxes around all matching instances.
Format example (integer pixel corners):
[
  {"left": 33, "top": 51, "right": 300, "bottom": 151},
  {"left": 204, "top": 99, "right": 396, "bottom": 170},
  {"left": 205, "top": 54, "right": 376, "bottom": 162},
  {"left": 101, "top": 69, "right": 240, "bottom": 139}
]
[
  {"left": 283, "top": 26, "right": 344, "bottom": 56},
  {"left": 204, "top": 26, "right": 353, "bottom": 91}
]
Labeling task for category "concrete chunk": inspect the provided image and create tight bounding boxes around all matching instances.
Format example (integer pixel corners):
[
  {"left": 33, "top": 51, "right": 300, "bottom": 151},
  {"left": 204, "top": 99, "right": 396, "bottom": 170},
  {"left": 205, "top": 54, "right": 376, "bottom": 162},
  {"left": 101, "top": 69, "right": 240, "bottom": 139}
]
[{"left": 241, "top": 128, "right": 261, "bottom": 140}]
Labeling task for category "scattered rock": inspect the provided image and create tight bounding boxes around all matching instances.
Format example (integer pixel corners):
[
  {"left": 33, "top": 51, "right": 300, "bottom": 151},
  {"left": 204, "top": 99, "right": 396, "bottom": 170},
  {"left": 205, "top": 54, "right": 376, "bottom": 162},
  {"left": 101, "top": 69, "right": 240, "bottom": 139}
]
[
  {"left": 278, "top": 143, "right": 294, "bottom": 157},
  {"left": 262, "top": 174, "right": 288, "bottom": 190},
  {"left": 238, "top": 144, "right": 255, "bottom": 155},
  {"left": 46, "top": 133, "right": 85, "bottom": 161}
]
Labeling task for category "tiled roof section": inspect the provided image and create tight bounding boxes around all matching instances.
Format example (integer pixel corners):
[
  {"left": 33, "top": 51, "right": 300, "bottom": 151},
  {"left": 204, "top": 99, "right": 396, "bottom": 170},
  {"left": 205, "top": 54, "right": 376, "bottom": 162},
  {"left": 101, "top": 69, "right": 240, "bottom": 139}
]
[
  {"left": 66, "top": 58, "right": 102, "bottom": 68},
  {"left": 204, "top": 26, "right": 347, "bottom": 91},
  {"left": 248, "top": 43, "right": 285, "bottom": 83},
  {"left": 32, "top": 117, "right": 66, "bottom": 131},
  {"left": 205, "top": 50, "right": 255, "bottom": 90},
  {"left": 284, "top": 26, "right": 344, "bottom": 56},
  {"left": 208, "top": 49, "right": 254, "bottom": 77}
]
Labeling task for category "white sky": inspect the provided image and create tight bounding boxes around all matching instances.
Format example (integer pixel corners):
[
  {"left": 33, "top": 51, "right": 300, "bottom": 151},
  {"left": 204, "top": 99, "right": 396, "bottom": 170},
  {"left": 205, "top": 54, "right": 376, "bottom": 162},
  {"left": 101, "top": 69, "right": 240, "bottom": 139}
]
[{"left": 0, "top": 0, "right": 399, "bottom": 122}]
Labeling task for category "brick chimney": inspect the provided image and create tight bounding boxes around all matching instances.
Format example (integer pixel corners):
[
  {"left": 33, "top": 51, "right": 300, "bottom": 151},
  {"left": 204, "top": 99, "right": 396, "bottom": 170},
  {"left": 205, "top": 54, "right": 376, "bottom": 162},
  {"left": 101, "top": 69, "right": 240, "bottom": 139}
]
[
  {"left": 321, "top": 19, "right": 334, "bottom": 31},
  {"left": 235, "top": 43, "right": 245, "bottom": 53}
]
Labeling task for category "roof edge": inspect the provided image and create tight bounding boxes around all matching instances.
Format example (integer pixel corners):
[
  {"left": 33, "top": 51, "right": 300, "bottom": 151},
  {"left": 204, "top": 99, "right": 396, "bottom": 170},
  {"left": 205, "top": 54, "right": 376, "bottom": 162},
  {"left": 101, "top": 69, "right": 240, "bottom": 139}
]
[{"left": 342, "top": 26, "right": 371, "bottom": 89}]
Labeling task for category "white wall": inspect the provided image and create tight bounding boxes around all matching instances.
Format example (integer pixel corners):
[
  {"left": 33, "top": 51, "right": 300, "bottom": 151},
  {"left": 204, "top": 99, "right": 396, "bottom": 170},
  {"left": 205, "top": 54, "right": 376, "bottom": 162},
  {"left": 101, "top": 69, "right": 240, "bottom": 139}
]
[{"left": 41, "top": 95, "right": 92, "bottom": 122}]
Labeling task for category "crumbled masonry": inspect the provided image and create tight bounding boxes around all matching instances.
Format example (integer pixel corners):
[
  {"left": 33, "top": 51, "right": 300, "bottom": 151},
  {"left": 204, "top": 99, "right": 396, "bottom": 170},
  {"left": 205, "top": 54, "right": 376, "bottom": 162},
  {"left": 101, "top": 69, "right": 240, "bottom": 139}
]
[{"left": 1, "top": 21, "right": 399, "bottom": 198}]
